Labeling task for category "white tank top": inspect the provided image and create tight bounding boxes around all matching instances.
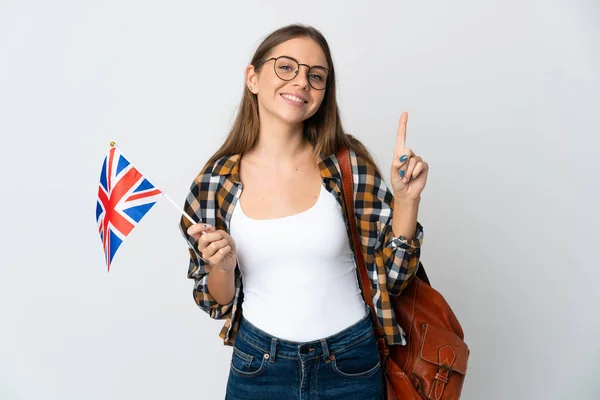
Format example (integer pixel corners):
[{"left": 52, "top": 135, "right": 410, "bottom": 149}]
[{"left": 229, "top": 183, "right": 367, "bottom": 342}]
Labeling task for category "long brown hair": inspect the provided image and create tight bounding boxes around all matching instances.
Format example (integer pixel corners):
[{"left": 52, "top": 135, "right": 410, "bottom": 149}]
[{"left": 205, "top": 24, "right": 382, "bottom": 176}]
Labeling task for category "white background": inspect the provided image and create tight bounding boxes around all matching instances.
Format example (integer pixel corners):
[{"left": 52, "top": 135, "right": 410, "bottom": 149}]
[{"left": 1, "top": 1, "right": 598, "bottom": 399}]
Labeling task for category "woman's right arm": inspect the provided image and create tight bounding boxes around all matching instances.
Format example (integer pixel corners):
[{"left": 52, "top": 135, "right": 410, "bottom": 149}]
[{"left": 179, "top": 165, "right": 237, "bottom": 318}]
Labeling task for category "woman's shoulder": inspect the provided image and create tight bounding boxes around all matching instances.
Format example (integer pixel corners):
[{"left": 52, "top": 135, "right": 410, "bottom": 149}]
[
  {"left": 193, "top": 153, "right": 241, "bottom": 182},
  {"left": 343, "top": 134, "right": 383, "bottom": 178}
]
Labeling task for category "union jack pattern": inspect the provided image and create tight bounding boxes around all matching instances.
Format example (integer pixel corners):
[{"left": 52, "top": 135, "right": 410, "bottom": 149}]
[{"left": 96, "top": 147, "right": 162, "bottom": 271}]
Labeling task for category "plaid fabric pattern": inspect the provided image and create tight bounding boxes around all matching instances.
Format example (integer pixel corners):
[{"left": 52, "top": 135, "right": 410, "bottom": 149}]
[{"left": 179, "top": 148, "right": 424, "bottom": 346}]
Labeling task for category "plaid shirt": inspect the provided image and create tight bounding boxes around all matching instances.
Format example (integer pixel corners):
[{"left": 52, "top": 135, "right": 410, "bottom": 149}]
[{"left": 179, "top": 148, "right": 424, "bottom": 346}]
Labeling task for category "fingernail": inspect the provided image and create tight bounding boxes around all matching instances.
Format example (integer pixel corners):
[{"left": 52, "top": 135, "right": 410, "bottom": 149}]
[
  {"left": 399, "top": 155, "right": 407, "bottom": 162},
  {"left": 203, "top": 224, "right": 212, "bottom": 229},
  {"left": 400, "top": 169, "right": 405, "bottom": 177}
]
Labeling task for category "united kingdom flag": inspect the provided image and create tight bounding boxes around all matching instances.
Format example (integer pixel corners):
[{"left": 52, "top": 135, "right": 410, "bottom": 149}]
[{"left": 96, "top": 146, "right": 162, "bottom": 271}]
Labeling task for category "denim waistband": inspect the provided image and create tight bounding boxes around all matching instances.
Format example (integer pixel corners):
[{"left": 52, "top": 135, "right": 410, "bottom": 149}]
[{"left": 236, "top": 306, "right": 376, "bottom": 361}]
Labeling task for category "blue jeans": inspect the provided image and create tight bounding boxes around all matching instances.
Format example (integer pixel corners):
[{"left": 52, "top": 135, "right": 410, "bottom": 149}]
[{"left": 225, "top": 306, "right": 384, "bottom": 400}]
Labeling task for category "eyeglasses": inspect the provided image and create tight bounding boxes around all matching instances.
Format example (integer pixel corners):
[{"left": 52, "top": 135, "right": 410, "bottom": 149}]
[{"left": 259, "top": 56, "right": 329, "bottom": 90}]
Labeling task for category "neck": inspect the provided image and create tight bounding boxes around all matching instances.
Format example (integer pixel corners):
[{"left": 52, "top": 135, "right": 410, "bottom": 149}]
[{"left": 248, "top": 117, "right": 311, "bottom": 165}]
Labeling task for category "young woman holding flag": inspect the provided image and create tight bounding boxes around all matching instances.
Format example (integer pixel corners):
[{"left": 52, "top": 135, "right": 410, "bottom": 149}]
[{"left": 180, "top": 24, "right": 428, "bottom": 399}]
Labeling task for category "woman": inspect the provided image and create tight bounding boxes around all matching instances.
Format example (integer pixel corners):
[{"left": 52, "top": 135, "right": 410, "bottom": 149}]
[{"left": 180, "top": 24, "right": 428, "bottom": 400}]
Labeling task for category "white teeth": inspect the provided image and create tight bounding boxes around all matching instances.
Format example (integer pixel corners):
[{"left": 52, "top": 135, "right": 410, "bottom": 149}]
[{"left": 282, "top": 94, "right": 305, "bottom": 103}]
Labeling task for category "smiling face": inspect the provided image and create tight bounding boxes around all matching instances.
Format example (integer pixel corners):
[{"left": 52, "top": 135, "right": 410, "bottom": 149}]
[{"left": 247, "top": 37, "right": 329, "bottom": 126}]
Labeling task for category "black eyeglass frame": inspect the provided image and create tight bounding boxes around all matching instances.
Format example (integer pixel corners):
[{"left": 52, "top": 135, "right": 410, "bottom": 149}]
[{"left": 258, "top": 56, "right": 330, "bottom": 90}]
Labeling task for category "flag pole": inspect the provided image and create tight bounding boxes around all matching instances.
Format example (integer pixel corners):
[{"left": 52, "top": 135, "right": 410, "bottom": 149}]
[{"left": 110, "top": 142, "right": 196, "bottom": 225}]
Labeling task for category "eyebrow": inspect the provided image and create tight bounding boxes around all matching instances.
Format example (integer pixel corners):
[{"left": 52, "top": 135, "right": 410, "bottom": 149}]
[{"left": 275, "top": 55, "right": 329, "bottom": 70}]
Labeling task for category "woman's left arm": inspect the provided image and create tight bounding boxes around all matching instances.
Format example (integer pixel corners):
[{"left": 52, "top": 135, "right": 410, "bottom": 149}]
[{"left": 376, "top": 111, "right": 429, "bottom": 296}]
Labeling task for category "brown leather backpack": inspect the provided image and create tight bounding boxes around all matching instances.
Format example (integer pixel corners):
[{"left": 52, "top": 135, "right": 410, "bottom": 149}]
[{"left": 337, "top": 147, "right": 469, "bottom": 399}]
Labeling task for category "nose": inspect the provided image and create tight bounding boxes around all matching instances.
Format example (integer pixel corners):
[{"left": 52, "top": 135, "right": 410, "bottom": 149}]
[{"left": 292, "top": 65, "right": 310, "bottom": 90}]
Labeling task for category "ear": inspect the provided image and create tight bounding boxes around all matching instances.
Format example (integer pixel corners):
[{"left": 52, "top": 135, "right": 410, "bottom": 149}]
[{"left": 245, "top": 64, "right": 258, "bottom": 94}]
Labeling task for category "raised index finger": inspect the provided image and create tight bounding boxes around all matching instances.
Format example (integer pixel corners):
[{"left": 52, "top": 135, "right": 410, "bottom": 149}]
[{"left": 395, "top": 111, "right": 408, "bottom": 154}]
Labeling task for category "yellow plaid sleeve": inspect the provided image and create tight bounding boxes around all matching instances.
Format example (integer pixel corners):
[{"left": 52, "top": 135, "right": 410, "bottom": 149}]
[{"left": 179, "top": 164, "right": 234, "bottom": 319}]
